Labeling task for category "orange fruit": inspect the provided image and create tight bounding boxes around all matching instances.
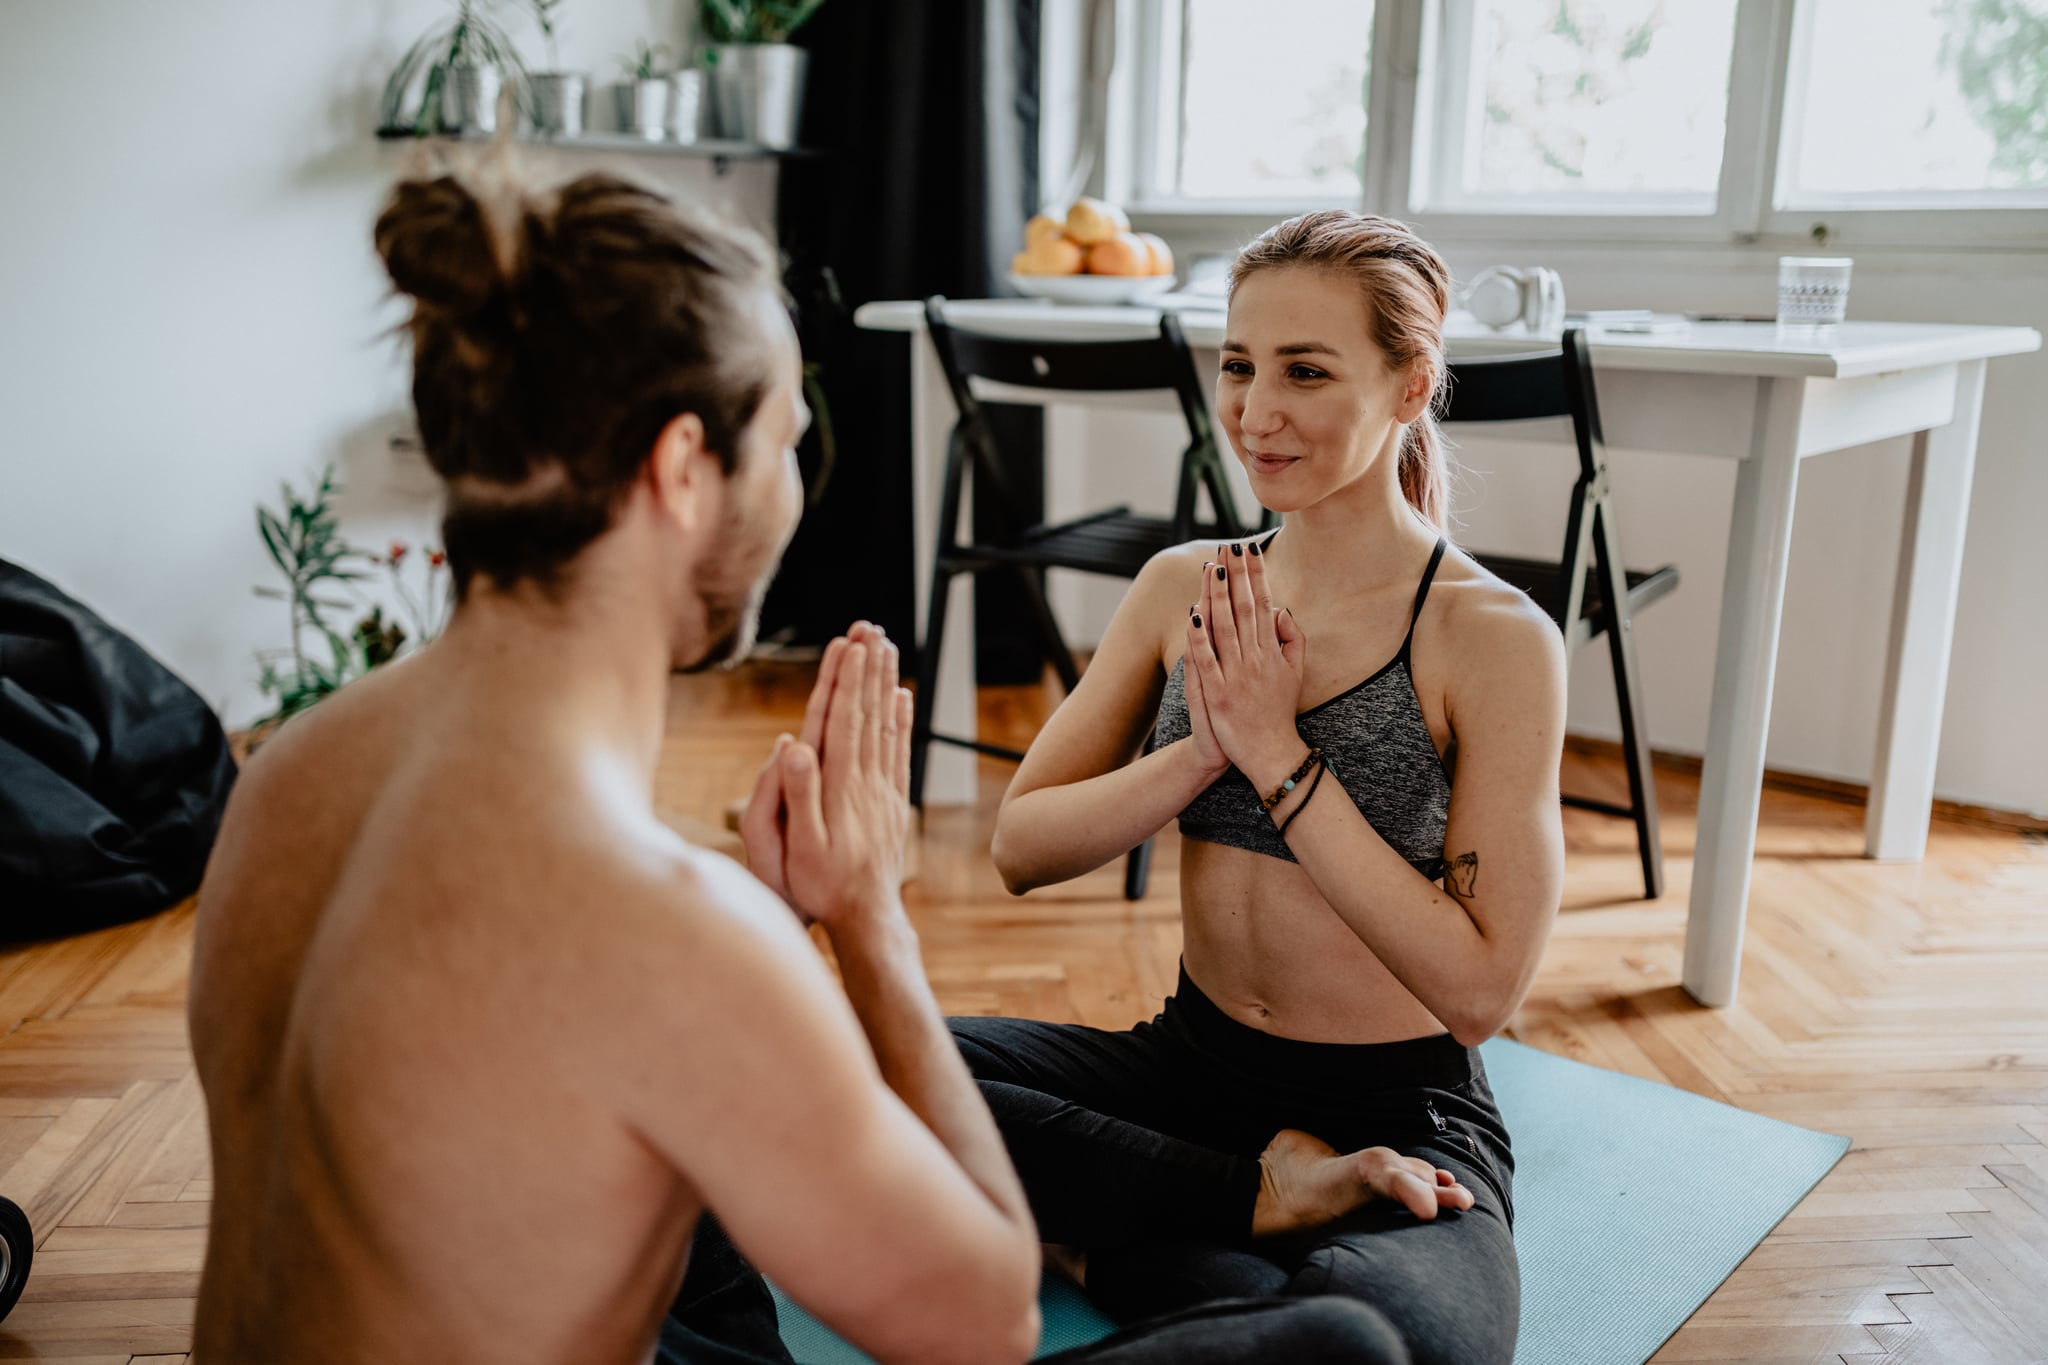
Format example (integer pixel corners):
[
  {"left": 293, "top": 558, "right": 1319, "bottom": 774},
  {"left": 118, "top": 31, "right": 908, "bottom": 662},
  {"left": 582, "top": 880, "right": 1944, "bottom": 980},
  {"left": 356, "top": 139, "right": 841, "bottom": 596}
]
[
  {"left": 1013, "top": 236, "right": 1086, "bottom": 276},
  {"left": 1085, "top": 232, "right": 1151, "bottom": 277},
  {"left": 1064, "top": 197, "right": 1130, "bottom": 246},
  {"left": 1135, "top": 232, "right": 1174, "bottom": 277}
]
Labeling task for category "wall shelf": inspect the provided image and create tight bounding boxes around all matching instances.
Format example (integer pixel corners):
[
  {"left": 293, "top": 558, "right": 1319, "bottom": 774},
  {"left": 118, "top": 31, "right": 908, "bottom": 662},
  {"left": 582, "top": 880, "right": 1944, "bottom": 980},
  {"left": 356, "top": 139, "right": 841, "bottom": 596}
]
[{"left": 374, "top": 127, "right": 817, "bottom": 176}]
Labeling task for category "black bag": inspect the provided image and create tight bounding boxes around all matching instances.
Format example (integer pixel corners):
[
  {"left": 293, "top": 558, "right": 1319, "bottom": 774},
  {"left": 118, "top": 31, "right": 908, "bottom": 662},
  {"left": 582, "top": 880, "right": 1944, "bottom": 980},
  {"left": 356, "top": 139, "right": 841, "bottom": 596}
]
[{"left": 0, "top": 559, "right": 237, "bottom": 939}]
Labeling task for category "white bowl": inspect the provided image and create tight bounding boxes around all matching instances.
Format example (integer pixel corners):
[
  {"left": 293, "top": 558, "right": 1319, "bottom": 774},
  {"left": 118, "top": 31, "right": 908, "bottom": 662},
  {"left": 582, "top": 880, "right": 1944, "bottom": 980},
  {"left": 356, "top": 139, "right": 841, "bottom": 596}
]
[{"left": 1008, "top": 272, "right": 1179, "bottom": 306}]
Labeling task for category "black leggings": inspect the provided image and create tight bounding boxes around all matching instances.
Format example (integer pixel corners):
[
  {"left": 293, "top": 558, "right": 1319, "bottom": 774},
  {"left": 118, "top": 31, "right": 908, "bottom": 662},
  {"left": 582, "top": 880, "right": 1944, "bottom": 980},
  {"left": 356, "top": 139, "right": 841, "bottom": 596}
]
[
  {"left": 658, "top": 967, "right": 1516, "bottom": 1365},
  {"left": 947, "top": 965, "right": 1521, "bottom": 1365},
  {"left": 659, "top": 1213, "right": 1413, "bottom": 1365}
]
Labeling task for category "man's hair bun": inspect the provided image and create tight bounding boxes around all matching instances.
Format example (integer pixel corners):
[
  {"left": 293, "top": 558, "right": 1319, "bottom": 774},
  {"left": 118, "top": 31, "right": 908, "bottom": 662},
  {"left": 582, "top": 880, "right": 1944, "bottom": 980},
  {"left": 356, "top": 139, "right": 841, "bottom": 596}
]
[{"left": 374, "top": 174, "right": 505, "bottom": 319}]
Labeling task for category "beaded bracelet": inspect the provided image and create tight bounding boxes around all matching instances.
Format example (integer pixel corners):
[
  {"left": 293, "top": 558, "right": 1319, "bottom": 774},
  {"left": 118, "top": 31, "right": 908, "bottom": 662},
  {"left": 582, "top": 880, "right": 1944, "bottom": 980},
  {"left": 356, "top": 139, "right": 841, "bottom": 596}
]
[
  {"left": 1256, "top": 746, "right": 1322, "bottom": 814},
  {"left": 1276, "top": 759, "right": 1329, "bottom": 839}
]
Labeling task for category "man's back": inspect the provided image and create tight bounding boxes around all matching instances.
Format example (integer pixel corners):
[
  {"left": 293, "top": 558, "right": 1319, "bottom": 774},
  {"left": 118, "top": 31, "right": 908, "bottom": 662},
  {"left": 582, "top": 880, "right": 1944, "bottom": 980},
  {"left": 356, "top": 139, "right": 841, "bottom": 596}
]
[
  {"left": 189, "top": 654, "right": 736, "bottom": 1364},
  {"left": 187, "top": 157, "right": 1040, "bottom": 1365}
]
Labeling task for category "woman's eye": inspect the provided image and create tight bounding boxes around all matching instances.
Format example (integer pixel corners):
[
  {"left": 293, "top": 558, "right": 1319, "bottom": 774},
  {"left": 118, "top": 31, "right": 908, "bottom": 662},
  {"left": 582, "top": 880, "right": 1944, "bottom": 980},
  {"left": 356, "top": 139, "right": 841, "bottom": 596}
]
[
  {"left": 1221, "top": 360, "right": 1253, "bottom": 377},
  {"left": 1289, "top": 365, "right": 1328, "bottom": 381}
]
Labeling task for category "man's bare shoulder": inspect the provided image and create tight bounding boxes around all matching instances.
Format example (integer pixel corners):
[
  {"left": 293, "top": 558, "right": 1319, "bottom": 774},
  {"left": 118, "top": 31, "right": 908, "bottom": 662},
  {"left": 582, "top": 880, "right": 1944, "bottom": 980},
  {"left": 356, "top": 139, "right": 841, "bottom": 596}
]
[
  {"left": 212, "top": 657, "right": 426, "bottom": 848},
  {"left": 504, "top": 801, "right": 837, "bottom": 1026}
]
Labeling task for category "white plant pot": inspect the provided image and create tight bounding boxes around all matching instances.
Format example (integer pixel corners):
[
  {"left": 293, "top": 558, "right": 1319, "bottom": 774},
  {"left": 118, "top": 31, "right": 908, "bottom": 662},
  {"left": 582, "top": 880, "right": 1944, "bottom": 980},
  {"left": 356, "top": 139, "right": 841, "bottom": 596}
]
[
  {"left": 668, "top": 69, "right": 704, "bottom": 144},
  {"left": 614, "top": 78, "right": 670, "bottom": 141},
  {"left": 442, "top": 63, "right": 501, "bottom": 133},
  {"left": 528, "top": 72, "right": 586, "bottom": 136},
  {"left": 706, "top": 44, "right": 807, "bottom": 148}
]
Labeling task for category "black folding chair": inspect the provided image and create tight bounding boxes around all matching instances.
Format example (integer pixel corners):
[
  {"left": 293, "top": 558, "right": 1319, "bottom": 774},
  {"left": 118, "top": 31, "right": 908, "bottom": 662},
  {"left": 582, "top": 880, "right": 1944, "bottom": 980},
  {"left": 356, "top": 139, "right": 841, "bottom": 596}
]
[
  {"left": 1445, "top": 329, "right": 1678, "bottom": 899},
  {"left": 912, "top": 295, "right": 1270, "bottom": 899}
]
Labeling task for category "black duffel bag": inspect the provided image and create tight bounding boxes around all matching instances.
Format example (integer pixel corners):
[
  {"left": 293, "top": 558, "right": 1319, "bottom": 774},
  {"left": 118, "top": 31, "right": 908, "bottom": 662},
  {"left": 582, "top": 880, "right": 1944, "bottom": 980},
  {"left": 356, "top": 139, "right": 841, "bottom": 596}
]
[{"left": 0, "top": 559, "right": 237, "bottom": 939}]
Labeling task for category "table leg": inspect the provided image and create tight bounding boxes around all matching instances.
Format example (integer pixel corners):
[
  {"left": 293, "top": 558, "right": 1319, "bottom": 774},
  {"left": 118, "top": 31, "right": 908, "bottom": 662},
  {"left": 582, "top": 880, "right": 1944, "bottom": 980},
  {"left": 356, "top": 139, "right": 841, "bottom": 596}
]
[
  {"left": 1683, "top": 377, "right": 1808, "bottom": 1008},
  {"left": 1865, "top": 361, "right": 1986, "bottom": 860},
  {"left": 910, "top": 328, "right": 980, "bottom": 806}
]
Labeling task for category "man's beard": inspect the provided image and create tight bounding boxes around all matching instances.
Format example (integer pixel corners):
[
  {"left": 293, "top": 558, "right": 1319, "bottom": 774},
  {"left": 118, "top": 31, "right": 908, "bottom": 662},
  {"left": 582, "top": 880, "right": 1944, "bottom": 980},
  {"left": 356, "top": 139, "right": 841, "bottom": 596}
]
[{"left": 678, "top": 570, "right": 768, "bottom": 674}]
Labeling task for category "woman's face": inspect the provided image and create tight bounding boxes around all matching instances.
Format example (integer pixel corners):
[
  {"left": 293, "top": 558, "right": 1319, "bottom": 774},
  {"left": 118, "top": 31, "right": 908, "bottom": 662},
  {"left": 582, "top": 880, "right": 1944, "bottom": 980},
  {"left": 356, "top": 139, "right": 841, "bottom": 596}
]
[{"left": 1218, "top": 265, "right": 1428, "bottom": 513}]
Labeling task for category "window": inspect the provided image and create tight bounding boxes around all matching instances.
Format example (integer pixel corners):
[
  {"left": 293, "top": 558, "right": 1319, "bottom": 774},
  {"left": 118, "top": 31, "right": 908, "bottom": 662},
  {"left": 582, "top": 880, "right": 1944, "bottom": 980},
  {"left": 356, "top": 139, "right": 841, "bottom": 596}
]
[
  {"left": 1096, "top": 0, "right": 2048, "bottom": 247},
  {"left": 1412, "top": 0, "right": 1741, "bottom": 214},
  {"left": 1118, "top": 0, "right": 1374, "bottom": 206},
  {"left": 1777, "top": 0, "right": 2048, "bottom": 208}
]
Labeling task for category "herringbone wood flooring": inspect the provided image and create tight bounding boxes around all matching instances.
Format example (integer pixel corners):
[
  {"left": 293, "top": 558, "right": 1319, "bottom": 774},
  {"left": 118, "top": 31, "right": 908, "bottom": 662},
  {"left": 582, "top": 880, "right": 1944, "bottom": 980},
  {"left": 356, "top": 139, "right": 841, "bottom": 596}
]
[{"left": 0, "top": 660, "right": 2042, "bottom": 1363}]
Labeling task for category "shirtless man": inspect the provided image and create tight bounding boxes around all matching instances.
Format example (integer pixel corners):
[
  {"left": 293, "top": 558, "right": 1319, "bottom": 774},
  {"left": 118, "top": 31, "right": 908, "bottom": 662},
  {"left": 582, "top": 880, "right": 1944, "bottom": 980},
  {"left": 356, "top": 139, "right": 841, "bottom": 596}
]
[{"left": 186, "top": 164, "right": 1041, "bottom": 1365}]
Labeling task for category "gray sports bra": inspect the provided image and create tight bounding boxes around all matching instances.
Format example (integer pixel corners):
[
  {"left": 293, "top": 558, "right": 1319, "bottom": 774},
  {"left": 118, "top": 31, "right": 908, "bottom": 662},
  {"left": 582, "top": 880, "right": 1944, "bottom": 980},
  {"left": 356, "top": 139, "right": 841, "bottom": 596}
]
[{"left": 1153, "top": 534, "right": 1455, "bottom": 877}]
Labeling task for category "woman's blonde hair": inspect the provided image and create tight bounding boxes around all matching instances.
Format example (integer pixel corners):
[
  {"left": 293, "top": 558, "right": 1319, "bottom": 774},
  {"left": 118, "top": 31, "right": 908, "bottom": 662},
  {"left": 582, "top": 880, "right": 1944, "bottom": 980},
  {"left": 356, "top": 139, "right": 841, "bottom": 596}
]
[{"left": 1228, "top": 210, "right": 1454, "bottom": 529}]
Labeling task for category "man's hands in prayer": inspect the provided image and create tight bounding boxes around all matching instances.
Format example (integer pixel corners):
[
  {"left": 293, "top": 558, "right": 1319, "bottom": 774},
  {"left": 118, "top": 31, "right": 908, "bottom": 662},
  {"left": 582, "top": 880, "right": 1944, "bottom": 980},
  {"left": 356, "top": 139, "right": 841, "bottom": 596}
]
[{"left": 740, "top": 622, "right": 914, "bottom": 926}]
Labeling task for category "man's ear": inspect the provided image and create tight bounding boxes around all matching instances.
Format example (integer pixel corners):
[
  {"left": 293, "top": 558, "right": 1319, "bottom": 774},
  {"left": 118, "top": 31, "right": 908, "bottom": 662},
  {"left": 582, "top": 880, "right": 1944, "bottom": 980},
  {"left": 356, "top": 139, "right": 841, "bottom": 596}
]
[{"left": 648, "top": 412, "right": 717, "bottom": 533}]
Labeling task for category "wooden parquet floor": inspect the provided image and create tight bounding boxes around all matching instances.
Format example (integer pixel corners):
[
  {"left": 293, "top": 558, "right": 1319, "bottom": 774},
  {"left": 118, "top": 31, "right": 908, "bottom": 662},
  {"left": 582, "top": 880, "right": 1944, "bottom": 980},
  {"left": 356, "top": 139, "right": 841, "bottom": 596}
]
[{"left": 0, "top": 660, "right": 2042, "bottom": 1364}]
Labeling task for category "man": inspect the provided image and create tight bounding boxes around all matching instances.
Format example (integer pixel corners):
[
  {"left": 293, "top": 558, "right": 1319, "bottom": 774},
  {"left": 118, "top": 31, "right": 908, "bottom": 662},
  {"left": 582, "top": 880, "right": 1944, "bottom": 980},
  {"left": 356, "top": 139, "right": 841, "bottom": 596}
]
[{"left": 187, "top": 162, "right": 1041, "bottom": 1365}]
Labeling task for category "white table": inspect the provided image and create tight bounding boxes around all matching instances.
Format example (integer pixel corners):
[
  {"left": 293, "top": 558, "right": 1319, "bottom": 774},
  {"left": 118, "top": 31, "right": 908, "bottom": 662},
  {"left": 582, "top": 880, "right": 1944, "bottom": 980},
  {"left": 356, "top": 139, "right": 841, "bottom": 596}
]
[{"left": 853, "top": 299, "right": 2040, "bottom": 1008}]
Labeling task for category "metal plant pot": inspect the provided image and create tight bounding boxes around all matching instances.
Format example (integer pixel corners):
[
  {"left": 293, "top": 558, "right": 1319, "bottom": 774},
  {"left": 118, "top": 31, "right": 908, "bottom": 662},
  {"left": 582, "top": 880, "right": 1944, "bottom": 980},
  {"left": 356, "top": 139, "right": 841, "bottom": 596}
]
[
  {"left": 442, "top": 62, "right": 501, "bottom": 133},
  {"left": 668, "top": 69, "right": 704, "bottom": 144},
  {"left": 614, "top": 78, "right": 670, "bottom": 141},
  {"left": 706, "top": 43, "right": 808, "bottom": 148},
  {"left": 528, "top": 72, "right": 586, "bottom": 137}
]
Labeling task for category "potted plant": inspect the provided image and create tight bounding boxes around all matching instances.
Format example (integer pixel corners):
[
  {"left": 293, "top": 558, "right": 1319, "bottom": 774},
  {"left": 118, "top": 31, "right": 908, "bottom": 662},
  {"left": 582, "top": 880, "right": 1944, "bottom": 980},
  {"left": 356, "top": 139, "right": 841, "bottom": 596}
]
[
  {"left": 251, "top": 468, "right": 450, "bottom": 730},
  {"left": 699, "top": 0, "right": 827, "bottom": 148},
  {"left": 616, "top": 39, "right": 675, "bottom": 141},
  {"left": 525, "top": 0, "right": 587, "bottom": 137},
  {"left": 378, "top": 0, "right": 546, "bottom": 137}
]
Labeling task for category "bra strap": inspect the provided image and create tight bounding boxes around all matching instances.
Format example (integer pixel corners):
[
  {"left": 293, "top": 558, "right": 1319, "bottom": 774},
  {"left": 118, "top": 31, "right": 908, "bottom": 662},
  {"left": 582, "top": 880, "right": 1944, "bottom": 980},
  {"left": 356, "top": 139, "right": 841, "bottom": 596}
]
[{"left": 1402, "top": 538, "right": 1450, "bottom": 649}]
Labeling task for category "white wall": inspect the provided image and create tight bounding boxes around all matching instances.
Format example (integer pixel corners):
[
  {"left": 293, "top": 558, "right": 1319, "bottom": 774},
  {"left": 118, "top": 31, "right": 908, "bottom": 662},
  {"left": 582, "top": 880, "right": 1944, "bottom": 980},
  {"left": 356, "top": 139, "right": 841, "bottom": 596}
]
[
  {"left": 1041, "top": 242, "right": 2048, "bottom": 817},
  {"left": 0, "top": 0, "right": 775, "bottom": 726}
]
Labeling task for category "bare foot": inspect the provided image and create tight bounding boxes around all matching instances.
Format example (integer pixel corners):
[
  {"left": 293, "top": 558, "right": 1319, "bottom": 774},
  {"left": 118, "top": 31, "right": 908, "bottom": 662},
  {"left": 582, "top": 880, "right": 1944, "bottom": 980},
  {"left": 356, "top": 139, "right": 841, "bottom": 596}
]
[{"left": 1251, "top": 1128, "right": 1475, "bottom": 1237}]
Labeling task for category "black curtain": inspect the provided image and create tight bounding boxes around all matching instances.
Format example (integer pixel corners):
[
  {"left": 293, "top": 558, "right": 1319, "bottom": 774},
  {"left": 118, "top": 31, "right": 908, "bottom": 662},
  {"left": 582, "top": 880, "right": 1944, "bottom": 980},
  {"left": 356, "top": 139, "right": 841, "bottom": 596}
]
[{"left": 765, "top": 0, "right": 1048, "bottom": 681}]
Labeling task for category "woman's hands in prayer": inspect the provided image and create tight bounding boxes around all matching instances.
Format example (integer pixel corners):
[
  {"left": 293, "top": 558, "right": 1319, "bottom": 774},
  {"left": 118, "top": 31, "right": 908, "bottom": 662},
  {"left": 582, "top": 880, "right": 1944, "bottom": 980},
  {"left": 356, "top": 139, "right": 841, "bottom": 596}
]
[{"left": 1184, "top": 540, "right": 1309, "bottom": 789}]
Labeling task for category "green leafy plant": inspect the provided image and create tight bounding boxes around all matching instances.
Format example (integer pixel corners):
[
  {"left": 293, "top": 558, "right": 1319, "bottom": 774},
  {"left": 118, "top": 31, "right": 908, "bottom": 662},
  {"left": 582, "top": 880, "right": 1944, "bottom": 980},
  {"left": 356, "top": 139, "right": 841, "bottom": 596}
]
[
  {"left": 379, "top": 0, "right": 556, "bottom": 137},
  {"left": 534, "top": 0, "right": 566, "bottom": 68},
  {"left": 699, "top": 0, "right": 829, "bottom": 44},
  {"left": 621, "top": 38, "right": 675, "bottom": 81},
  {"left": 252, "top": 468, "right": 450, "bottom": 724}
]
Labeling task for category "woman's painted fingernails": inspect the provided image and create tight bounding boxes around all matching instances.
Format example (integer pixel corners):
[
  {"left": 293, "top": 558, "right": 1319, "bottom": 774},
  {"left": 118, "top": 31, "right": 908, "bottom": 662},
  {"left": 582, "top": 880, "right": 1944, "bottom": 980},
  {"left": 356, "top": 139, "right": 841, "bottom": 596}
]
[
  {"left": 1251, "top": 539, "right": 1263, "bottom": 556},
  {"left": 1191, "top": 612, "right": 1202, "bottom": 628},
  {"left": 1216, "top": 565, "right": 1226, "bottom": 580},
  {"left": 1231, "top": 543, "right": 1243, "bottom": 556}
]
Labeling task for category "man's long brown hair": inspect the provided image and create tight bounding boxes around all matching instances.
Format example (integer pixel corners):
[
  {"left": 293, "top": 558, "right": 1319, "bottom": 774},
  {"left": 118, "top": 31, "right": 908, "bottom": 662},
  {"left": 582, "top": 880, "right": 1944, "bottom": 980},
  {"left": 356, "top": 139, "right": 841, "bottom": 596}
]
[{"left": 375, "top": 158, "right": 780, "bottom": 596}]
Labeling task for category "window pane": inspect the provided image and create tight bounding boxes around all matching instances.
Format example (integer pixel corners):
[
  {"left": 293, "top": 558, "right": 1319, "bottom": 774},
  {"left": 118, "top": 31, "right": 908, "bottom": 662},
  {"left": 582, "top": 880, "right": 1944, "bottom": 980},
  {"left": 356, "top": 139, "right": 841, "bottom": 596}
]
[
  {"left": 1788, "top": 0, "right": 2048, "bottom": 197},
  {"left": 1454, "top": 0, "right": 1738, "bottom": 200},
  {"left": 1175, "top": 0, "right": 1371, "bottom": 201}
]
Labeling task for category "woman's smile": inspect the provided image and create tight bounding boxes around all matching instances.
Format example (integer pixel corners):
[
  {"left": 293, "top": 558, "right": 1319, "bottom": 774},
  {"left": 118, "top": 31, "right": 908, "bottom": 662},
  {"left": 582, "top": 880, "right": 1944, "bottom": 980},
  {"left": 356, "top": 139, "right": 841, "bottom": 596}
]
[{"left": 1247, "top": 449, "right": 1300, "bottom": 475}]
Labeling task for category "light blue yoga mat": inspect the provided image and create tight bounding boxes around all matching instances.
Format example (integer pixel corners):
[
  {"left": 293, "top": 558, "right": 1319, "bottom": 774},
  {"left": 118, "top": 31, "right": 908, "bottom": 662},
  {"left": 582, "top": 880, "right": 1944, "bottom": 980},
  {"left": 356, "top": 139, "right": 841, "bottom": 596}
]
[{"left": 772, "top": 1037, "right": 1849, "bottom": 1365}]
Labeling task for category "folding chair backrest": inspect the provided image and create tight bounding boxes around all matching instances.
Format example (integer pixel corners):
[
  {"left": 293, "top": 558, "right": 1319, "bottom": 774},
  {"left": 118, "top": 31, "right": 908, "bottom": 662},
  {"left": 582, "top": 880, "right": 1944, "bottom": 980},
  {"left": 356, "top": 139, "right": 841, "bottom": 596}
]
[
  {"left": 922, "top": 295, "right": 1254, "bottom": 539},
  {"left": 1441, "top": 329, "right": 1612, "bottom": 633},
  {"left": 1439, "top": 329, "right": 1606, "bottom": 483},
  {"left": 922, "top": 297, "right": 1215, "bottom": 441}
]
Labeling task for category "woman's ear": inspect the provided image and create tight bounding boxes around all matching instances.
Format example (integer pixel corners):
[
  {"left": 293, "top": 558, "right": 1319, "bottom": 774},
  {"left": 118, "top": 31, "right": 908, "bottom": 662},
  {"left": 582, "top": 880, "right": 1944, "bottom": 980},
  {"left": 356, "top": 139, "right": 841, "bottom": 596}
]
[
  {"left": 647, "top": 412, "right": 715, "bottom": 532},
  {"left": 1394, "top": 362, "right": 1435, "bottom": 425}
]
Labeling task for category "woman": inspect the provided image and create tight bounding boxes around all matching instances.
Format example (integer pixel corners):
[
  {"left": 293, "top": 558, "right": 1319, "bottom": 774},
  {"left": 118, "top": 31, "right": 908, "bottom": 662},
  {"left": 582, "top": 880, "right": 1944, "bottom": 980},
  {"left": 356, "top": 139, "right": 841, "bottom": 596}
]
[{"left": 951, "top": 210, "right": 1566, "bottom": 1365}]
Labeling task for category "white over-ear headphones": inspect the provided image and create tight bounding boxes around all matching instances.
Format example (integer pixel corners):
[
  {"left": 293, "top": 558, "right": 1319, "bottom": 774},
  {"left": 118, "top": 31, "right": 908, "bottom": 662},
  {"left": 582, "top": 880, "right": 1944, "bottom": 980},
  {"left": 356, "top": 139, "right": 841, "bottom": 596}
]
[{"left": 1462, "top": 266, "right": 1566, "bottom": 333}]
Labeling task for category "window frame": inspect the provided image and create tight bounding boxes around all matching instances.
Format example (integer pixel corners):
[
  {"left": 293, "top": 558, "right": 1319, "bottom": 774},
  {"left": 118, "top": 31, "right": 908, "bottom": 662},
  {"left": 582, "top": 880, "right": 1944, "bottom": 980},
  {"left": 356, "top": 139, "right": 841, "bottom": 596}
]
[{"left": 1094, "top": 0, "right": 2048, "bottom": 253}]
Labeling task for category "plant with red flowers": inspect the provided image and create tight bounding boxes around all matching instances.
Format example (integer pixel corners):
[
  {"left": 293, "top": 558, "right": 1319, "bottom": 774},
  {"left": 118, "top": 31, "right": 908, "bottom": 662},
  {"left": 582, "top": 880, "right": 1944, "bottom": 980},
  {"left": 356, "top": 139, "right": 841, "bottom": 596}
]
[{"left": 253, "top": 467, "right": 450, "bottom": 723}]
